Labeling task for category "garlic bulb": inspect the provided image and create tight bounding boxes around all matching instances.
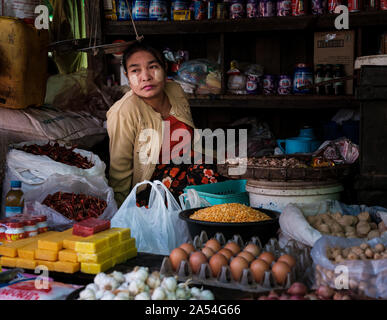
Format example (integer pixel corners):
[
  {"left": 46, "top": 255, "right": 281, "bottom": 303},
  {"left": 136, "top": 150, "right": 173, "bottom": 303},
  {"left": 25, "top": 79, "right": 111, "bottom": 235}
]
[
  {"left": 161, "top": 277, "right": 177, "bottom": 292},
  {"left": 117, "top": 283, "right": 129, "bottom": 291},
  {"left": 95, "top": 290, "right": 105, "bottom": 300},
  {"left": 114, "top": 291, "right": 130, "bottom": 300},
  {"left": 94, "top": 273, "right": 110, "bottom": 288},
  {"left": 199, "top": 290, "right": 215, "bottom": 300},
  {"left": 111, "top": 271, "right": 125, "bottom": 284},
  {"left": 165, "top": 291, "right": 177, "bottom": 300},
  {"left": 147, "top": 271, "right": 161, "bottom": 289},
  {"left": 128, "top": 279, "right": 146, "bottom": 296},
  {"left": 79, "top": 288, "right": 96, "bottom": 300},
  {"left": 100, "top": 291, "right": 116, "bottom": 300},
  {"left": 176, "top": 287, "right": 190, "bottom": 300},
  {"left": 85, "top": 283, "right": 99, "bottom": 293},
  {"left": 151, "top": 287, "right": 166, "bottom": 300},
  {"left": 135, "top": 292, "right": 151, "bottom": 300},
  {"left": 134, "top": 268, "right": 149, "bottom": 282},
  {"left": 124, "top": 271, "right": 136, "bottom": 283},
  {"left": 190, "top": 287, "right": 201, "bottom": 298}
]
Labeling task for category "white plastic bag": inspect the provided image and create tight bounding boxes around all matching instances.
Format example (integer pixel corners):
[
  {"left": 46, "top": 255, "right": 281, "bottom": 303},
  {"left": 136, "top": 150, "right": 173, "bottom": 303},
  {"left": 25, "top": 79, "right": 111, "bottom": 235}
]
[
  {"left": 111, "top": 180, "right": 191, "bottom": 255},
  {"left": 24, "top": 174, "right": 117, "bottom": 231},
  {"left": 179, "top": 189, "right": 211, "bottom": 210}
]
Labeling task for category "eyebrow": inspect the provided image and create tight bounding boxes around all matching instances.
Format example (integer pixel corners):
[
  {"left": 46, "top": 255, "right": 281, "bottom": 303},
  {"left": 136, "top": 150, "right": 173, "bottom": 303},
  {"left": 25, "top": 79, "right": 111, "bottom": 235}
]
[{"left": 127, "top": 60, "right": 160, "bottom": 69}]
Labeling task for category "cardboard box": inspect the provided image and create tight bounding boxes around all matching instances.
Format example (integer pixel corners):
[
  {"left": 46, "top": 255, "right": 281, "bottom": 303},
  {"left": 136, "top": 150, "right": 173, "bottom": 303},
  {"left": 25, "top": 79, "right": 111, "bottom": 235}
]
[{"left": 314, "top": 30, "right": 355, "bottom": 95}]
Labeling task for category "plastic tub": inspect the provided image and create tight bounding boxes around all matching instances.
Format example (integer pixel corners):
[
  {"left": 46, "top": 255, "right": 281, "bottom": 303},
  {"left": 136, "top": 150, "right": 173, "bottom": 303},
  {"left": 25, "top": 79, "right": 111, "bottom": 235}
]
[{"left": 183, "top": 180, "right": 250, "bottom": 206}]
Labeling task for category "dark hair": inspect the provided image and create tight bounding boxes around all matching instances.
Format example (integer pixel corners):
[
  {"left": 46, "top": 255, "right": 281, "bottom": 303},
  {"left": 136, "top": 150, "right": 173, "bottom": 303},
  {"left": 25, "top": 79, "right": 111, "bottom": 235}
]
[{"left": 122, "top": 41, "right": 166, "bottom": 73}]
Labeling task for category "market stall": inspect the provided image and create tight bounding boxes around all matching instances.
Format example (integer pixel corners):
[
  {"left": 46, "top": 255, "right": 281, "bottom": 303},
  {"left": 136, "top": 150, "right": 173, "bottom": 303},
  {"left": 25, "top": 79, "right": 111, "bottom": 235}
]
[{"left": 0, "top": 0, "right": 387, "bottom": 304}]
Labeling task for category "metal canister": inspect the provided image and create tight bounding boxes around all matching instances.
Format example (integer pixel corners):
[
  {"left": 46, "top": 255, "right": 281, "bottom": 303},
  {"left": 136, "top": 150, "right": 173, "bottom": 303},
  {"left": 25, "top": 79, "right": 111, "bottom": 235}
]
[
  {"left": 277, "top": 75, "right": 292, "bottom": 95},
  {"left": 348, "top": 0, "right": 360, "bottom": 12},
  {"left": 208, "top": 0, "right": 216, "bottom": 19},
  {"left": 277, "top": 0, "right": 292, "bottom": 16},
  {"left": 230, "top": 0, "right": 245, "bottom": 18},
  {"left": 292, "top": 0, "right": 306, "bottom": 15},
  {"left": 246, "top": 74, "right": 260, "bottom": 94},
  {"left": 366, "top": 0, "right": 380, "bottom": 10},
  {"left": 194, "top": 0, "right": 207, "bottom": 20},
  {"left": 260, "top": 0, "right": 276, "bottom": 17},
  {"left": 263, "top": 75, "right": 277, "bottom": 95},
  {"left": 247, "top": 0, "right": 259, "bottom": 17},
  {"left": 311, "top": 0, "right": 327, "bottom": 14},
  {"left": 293, "top": 63, "right": 314, "bottom": 94},
  {"left": 328, "top": 0, "right": 341, "bottom": 13}
]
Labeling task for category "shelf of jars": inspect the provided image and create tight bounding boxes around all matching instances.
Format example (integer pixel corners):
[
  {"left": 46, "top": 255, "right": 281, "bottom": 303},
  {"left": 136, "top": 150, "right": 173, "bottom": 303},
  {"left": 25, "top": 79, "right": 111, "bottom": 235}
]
[{"left": 103, "top": 11, "right": 387, "bottom": 36}]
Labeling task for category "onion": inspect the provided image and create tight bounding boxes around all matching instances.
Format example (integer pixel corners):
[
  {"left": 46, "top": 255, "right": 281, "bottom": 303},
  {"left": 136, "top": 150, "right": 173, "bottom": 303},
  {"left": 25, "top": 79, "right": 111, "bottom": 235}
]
[
  {"left": 258, "top": 296, "right": 268, "bottom": 300},
  {"left": 341, "top": 295, "right": 352, "bottom": 300},
  {"left": 267, "top": 297, "right": 279, "bottom": 300},
  {"left": 304, "top": 293, "right": 319, "bottom": 300},
  {"left": 290, "top": 295, "right": 306, "bottom": 300},
  {"left": 267, "top": 290, "right": 279, "bottom": 299},
  {"left": 333, "top": 292, "right": 344, "bottom": 300},
  {"left": 287, "top": 282, "right": 307, "bottom": 296},
  {"left": 316, "top": 286, "right": 335, "bottom": 300},
  {"left": 279, "top": 294, "right": 291, "bottom": 300}
]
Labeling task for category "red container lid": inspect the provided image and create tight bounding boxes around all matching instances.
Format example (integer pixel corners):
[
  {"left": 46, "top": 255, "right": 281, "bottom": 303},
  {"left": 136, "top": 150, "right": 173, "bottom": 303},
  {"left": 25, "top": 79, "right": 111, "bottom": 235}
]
[
  {"left": 5, "top": 220, "right": 25, "bottom": 228},
  {"left": 34, "top": 215, "right": 47, "bottom": 223}
]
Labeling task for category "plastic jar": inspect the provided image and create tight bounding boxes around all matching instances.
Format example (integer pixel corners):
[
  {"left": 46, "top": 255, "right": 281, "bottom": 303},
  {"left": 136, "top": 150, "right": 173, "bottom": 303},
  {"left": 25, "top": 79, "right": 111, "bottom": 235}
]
[
  {"left": 0, "top": 222, "right": 6, "bottom": 241},
  {"left": 5, "top": 221, "right": 26, "bottom": 241},
  {"left": 293, "top": 63, "right": 314, "bottom": 94},
  {"left": 23, "top": 218, "right": 39, "bottom": 237},
  {"left": 35, "top": 215, "right": 49, "bottom": 234}
]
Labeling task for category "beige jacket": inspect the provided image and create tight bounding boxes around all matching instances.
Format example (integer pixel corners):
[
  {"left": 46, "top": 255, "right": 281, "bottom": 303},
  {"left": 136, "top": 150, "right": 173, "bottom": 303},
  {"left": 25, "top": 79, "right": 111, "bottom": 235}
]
[{"left": 106, "top": 81, "right": 196, "bottom": 207}]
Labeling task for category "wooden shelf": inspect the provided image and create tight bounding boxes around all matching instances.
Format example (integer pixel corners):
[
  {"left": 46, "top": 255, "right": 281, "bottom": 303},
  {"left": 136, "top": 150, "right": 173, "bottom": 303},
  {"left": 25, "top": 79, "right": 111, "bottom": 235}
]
[
  {"left": 188, "top": 94, "right": 360, "bottom": 109},
  {"left": 104, "top": 11, "right": 387, "bottom": 36}
]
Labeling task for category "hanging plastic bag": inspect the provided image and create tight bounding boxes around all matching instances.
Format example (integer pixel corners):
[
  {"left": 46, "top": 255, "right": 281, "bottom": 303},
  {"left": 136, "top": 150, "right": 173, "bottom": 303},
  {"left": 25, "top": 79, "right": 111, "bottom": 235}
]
[
  {"left": 24, "top": 174, "right": 117, "bottom": 231},
  {"left": 111, "top": 180, "right": 191, "bottom": 255},
  {"left": 179, "top": 188, "right": 211, "bottom": 210}
]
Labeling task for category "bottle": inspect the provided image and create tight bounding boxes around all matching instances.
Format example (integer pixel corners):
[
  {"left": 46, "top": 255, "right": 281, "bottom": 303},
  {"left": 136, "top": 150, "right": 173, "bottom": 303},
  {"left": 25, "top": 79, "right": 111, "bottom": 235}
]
[
  {"left": 117, "top": 0, "right": 130, "bottom": 20},
  {"left": 324, "top": 64, "right": 334, "bottom": 95},
  {"left": 5, "top": 181, "right": 24, "bottom": 218},
  {"left": 334, "top": 64, "right": 345, "bottom": 96},
  {"left": 315, "top": 64, "right": 325, "bottom": 95},
  {"left": 104, "top": 0, "right": 118, "bottom": 20},
  {"left": 293, "top": 63, "right": 313, "bottom": 94}
]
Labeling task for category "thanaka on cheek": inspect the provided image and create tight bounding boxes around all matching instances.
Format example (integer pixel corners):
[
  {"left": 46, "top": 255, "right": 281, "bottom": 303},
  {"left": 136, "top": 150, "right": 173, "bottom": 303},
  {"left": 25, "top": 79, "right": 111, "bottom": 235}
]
[
  {"left": 129, "top": 74, "right": 139, "bottom": 87},
  {"left": 153, "top": 69, "right": 164, "bottom": 82}
]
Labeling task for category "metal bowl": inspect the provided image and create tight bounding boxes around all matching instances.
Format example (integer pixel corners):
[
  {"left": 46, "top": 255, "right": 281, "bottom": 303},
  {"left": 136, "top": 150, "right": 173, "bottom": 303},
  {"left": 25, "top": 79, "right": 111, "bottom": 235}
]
[{"left": 179, "top": 207, "right": 280, "bottom": 245}]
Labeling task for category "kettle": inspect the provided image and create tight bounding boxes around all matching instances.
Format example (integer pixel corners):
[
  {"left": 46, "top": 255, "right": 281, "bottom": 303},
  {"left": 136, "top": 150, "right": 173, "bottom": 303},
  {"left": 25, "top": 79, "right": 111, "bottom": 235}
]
[{"left": 277, "top": 127, "right": 321, "bottom": 154}]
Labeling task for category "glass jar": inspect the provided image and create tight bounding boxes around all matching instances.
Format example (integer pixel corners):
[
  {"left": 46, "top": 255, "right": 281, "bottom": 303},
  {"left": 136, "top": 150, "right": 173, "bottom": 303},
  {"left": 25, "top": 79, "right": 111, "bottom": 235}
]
[
  {"left": 35, "top": 215, "right": 49, "bottom": 234},
  {"left": 5, "top": 221, "right": 26, "bottom": 241},
  {"left": 23, "top": 218, "right": 39, "bottom": 237}
]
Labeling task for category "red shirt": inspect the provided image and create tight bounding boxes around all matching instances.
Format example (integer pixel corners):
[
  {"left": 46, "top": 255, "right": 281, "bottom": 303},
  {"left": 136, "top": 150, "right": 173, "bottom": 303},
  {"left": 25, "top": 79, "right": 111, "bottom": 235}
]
[{"left": 159, "top": 115, "right": 194, "bottom": 163}]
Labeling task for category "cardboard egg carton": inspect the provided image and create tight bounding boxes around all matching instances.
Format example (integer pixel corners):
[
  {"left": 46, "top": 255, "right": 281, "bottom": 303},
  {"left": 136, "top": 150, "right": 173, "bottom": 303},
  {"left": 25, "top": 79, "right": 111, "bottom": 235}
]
[{"left": 160, "top": 231, "right": 313, "bottom": 293}]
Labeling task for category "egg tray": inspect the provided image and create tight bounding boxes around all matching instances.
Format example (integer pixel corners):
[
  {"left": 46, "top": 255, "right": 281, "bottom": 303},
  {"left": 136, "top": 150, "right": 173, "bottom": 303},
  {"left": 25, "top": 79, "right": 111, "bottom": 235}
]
[{"left": 160, "top": 231, "right": 314, "bottom": 293}]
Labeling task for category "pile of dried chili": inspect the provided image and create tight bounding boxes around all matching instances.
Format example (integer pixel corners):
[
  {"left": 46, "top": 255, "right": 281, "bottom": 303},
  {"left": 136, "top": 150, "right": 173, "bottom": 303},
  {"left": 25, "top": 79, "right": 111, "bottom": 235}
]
[
  {"left": 17, "top": 143, "right": 94, "bottom": 169},
  {"left": 42, "top": 192, "right": 107, "bottom": 221}
]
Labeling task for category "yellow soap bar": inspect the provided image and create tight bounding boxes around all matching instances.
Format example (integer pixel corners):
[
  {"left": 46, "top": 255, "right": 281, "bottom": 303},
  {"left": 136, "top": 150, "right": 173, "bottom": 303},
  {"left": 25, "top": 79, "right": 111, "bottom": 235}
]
[
  {"left": 81, "top": 258, "right": 113, "bottom": 274},
  {"left": 111, "top": 244, "right": 121, "bottom": 257},
  {"left": 54, "top": 261, "right": 80, "bottom": 274},
  {"left": 94, "top": 229, "right": 121, "bottom": 246},
  {"left": 0, "top": 256, "right": 18, "bottom": 268},
  {"left": 111, "top": 228, "right": 131, "bottom": 241},
  {"left": 121, "top": 238, "right": 136, "bottom": 252},
  {"left": 63, "top": 235, "right": 85, "bottom": 251},
  {"left": 16, "top": 258, "right": 37, "bottom": 270},
  {"left": 75, "top": 237, "right": 109, "bottom": 254},
  {"left": 0, "top": 232, "right": 57, "bottom": 257},
  {"left": 114, "top": 248, "right": 138, "bottom": 265},
  {"left": 77, "top": 248, "right": 111, "bottom": 264},
  {"left": 36, "top": 260, "right": 56, "bottom": 271},
  {"left": 18, "top": 242, "right": 39, "bottom": 260},
  {"left": 35, "top": 249, "right": 58, "bottom": 261},
  {"left": 37, "top": 232, "right": 67, "bottom": 251},
  {"left": 58, "top": 249, "right": 78, "bottom": 263}
]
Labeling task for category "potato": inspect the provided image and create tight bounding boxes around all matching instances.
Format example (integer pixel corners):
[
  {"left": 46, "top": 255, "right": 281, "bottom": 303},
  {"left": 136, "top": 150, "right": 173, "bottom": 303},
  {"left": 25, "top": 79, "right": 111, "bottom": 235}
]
[
  {"left": 344, "top": 226, "right": 356, "bottom": 233},
  {"left": 306, "top": 215, "right": 316, "bottom": 225},
  {"left": 369, "top": 222, "right": 378, "bottom": 230},
  {"left": 317, "top": 223, "right": 330, "bottom": 234},
  {"left": 330, "top": 222, "right": 344, "bottom": 234},
  {"left": 367, "top": 230, "right": 380, "bottom": 240},
  {"left": 360, "top": 243, "right": 370, "bottom": 250},
  {"left": 349, "top": 279, "right": 358, "bottom": 290},
  {"left": 365, "top": 248, "right": 374, "bottom": 259},
  {"left": 358, "top": 211, "right": 370, "bottom": 222},
  {"left": 332, "top": 212, "right": 342, "bottom": 221},
  {"left": 339, "top": 215, "right": 354, "bottom": 227},
  {"left": 373, "top": 253, "right": 383, "bottom": 260},
  {"left": 374, "top": 243, "right": 385, "bottom": 253},
  {"left": 378, "top": 221, "right": 387, "bottom": 234},
  {"left": 356, "top": 222, "right": 371, "bottom": 237},
  {"left": 359, "top": 253, "right": 368, "bottom": 261},
  {"left": 345, "top": 232, "right": 357, "bottom": 239},
  {"left": 347, "top": 253, "right": 359, "bottom": 260},
  {"left": 342, "top": 248, "right": 351, "bottom": 258},
  {"left": 351, "top": 216, "right": 359, "bottom": 226},
  {"left": 335, "top": 254, "right": 345, "bottom": 263},
  {"left": 351, "top": 246, "right": 364, "bottom": 256}
]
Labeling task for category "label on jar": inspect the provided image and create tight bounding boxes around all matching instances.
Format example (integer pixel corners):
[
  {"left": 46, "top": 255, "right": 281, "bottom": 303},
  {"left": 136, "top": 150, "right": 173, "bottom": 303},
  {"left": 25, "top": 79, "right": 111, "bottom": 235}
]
[
  {"left": 149, "top": 0, "right": 168, "bottom": 20},
  {"left": 247, "top": 2, "right": 258, "bottom": 17},
  {"left": 5, "top": 229, "right": 25, "bottom": 241},
  {"left": 277, "top": 0, "right": 292, "bottom": 16},
  {"left": 132, "top": 0, "right": 149, "bottom": 20},
  {"left": 24, "top": 226, "right": 38, "bottom": 238},
  {"left": 278, "top": 77, "right": 292, "bottom": 95},
  {"left": 230, "top": 1, "right": 244, "bottom": 19},
  {"left": 294, "top": 71, "right": 313, "bottom": 93},
  {"left": 5, "top": 206, "right": 23, "bottom": 218}
]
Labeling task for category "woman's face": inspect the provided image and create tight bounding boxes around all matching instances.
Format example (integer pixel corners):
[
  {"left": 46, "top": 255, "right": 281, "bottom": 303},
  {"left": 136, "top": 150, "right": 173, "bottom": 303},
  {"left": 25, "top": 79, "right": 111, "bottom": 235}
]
[{"left": 125, "top": 50, "right": 166, "bottom": 99}]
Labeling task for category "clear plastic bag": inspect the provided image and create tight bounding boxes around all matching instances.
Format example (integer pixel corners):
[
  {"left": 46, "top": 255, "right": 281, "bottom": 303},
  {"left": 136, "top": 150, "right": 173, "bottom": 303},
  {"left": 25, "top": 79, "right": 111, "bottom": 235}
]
[
  {"left": 311, "top": 235, "right": 387, "bottom": 299},
  {"left": 179, "top": 188, "right": 211, "bottom": 210},
  {"left": 24, "top": 174, "right": 117, "bottom": 231},
  {"left": 177, "top": 59, "right": 220, "bottom": 86},
  {"left": 111, "top": 180, "right": 191, "bottom": 255}
]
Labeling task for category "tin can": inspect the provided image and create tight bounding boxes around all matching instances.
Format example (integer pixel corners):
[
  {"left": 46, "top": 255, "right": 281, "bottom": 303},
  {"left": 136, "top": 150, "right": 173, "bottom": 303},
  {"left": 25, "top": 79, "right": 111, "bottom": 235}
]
[
  {"left": 5, "top": 221, "right": 26, "bottom": 242},
  {"left": 246, "top": 74, "right": 260, "bottom": 94},
  {"left": 132, "top": 0, "right": 149, "bottom": 20},
  {"left": 149, "top": 0, "right": 168, "bottom": 20},
  {"left": 328, "top": 0, "right": 341, "bottom": 13},
  {"left": 23, "top": 218, "right": 38, "bottom": 238},
  {"left": 277, "top": 75, "right": 292, "bottom": 95},
  {"left": 208, "top": 0, "right": 216, "bottom": 19},
  {"left": 216, "top": 2, "right": 229, "bottom": 18},
  {"left": 381, "top": 0, "right": 387, "bottom": 10},
  {"left": 277, "top": 0, "right": 292, "bottom": 16},
  {"left": 348, "top": 0, "right": 360, "bottom": 12},
  {"left": 311, "top": 0, "right": 327, "bottom": 14},
  {"left": 292, "top": 0, "right": 305, "bottom": 15},
  {"left": 365, "top": 0, "right": 380, "bottom": 10},
  {"left": 247, "top": 0, "right": 259, "bottom": 17},
  {"left": 293, "top": 63, "right": 314, "bottom": 94},
  {"left": 260, "top": 0, "right": 276, "bottom": 16},
  {"left": 263, "top": 75, "right": 277, "bottom": 95},
  {"left": 230, "top": 0, "right": 245, "bottom": 18},
  {"left": 194, "top": 0, "right": 207, "bottom": 20}
]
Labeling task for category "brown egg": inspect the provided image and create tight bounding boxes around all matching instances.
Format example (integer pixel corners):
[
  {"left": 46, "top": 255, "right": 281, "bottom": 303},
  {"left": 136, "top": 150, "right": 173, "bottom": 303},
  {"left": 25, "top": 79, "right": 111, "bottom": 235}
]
[
  {"left": 205, "top": 239, "right": 221, "bottom": 252},
  {"left": 230, "top": 256, "right": 249, "bottom": 282},
  {"left": 272, "top": 261, "right": 291, "bottom": 285},
  {"left": 169, "top": 248, "right": 188, "bottom": 271},
  {"left": 237, "top": 251, "right": 255, "bottom": 263},
  {"left": 201, "top": 246, "right": 215, "bottom": 259},
  {"left": 258, "top": 251, "right": 276, "bottom": 265},
  {"left": 180, "top": 242, "right": 196, "bottom": 255},
  {"left": 250, "top": 259, "right": 270, "bottom": 284},
  {"left": 189, "top": 251, "right": 207, "bottom": 274},
  {"left": 218, "top": 248, "right": 234, "bottom": 260},
  {"left": 277, "top": 254, "right": 296, "bottom": 269},
  {"left": 243, "top": 243, "right": 261, "bottom": 257},
  {"left": 209, "top": 253, "right": 228, "bottom": 277},
  {"left": 224, "top": 242, "right": 241, "bottom": 255}
]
